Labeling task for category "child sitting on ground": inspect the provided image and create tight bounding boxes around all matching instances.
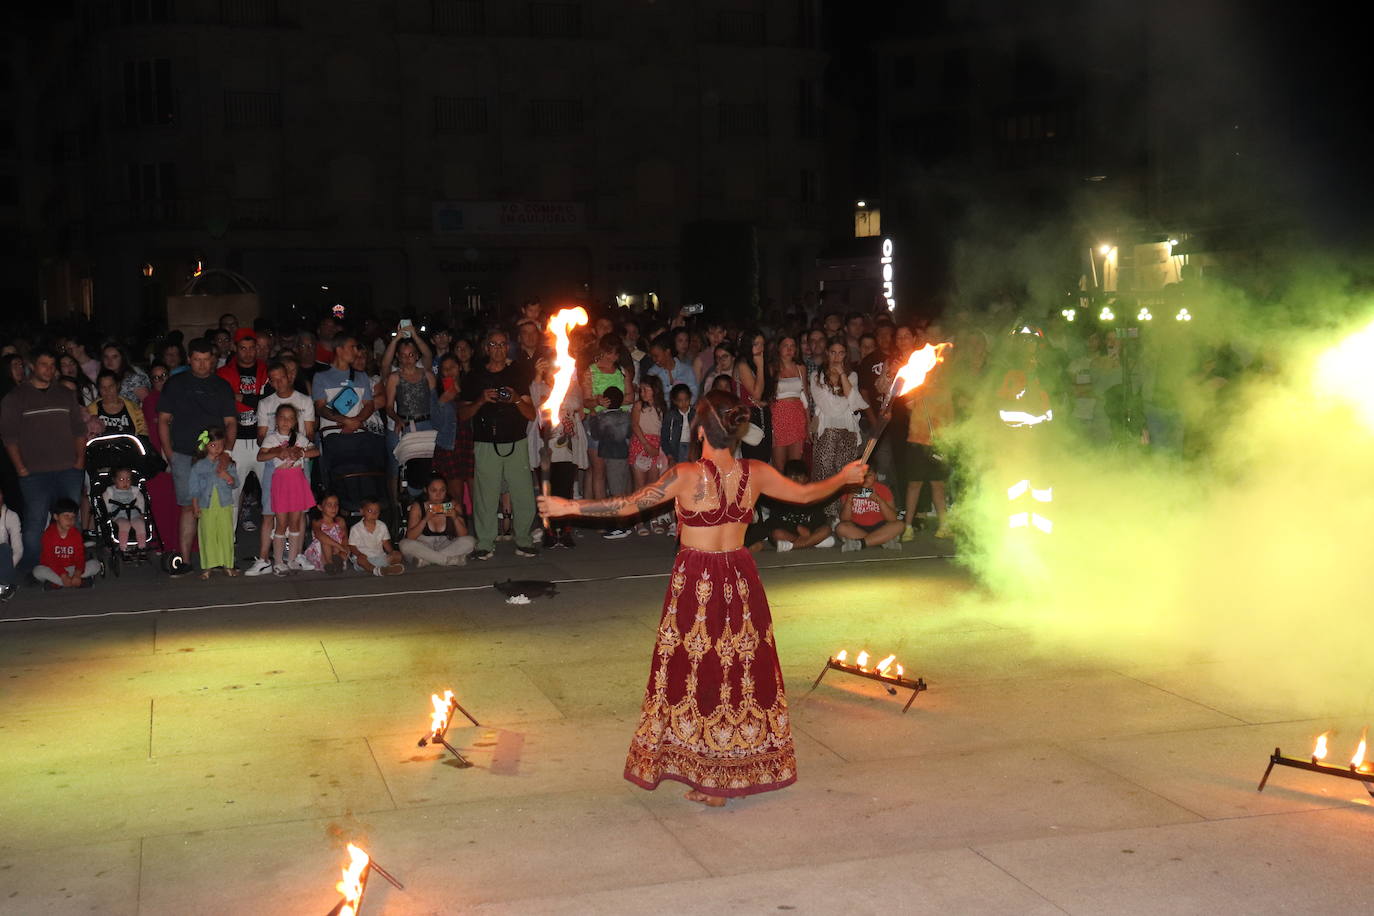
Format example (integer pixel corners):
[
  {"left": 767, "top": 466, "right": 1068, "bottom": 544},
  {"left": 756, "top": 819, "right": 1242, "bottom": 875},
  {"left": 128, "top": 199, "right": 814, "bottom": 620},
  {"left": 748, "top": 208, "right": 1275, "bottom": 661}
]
[
  {"left": 35, "top": 498, "right": 102, "bottom": 589},
  {"left": 348, "top": 498, "right": 404, "bottom": 576},
  {"left": 102, "top": 468, "right": 149, "bottom": 563},
  {"left": 1, "top": 489, "right": 24, "bottom": 601},
  {"left": 746, "top": 460, "right": 836, "bottom": 553},
  {"left": 837, "top": 468, "right": 905, "bottom": 551},
  {"left": 303, "top": 492, "right": 349, "bottom": 573}
]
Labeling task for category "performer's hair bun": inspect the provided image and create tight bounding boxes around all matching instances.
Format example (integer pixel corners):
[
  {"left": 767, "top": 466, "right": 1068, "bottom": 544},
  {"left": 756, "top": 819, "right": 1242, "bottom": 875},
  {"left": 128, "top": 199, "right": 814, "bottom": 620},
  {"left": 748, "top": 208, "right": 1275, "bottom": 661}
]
[{"left": 693, "top": 390, "right": 751, "bottom": 451}]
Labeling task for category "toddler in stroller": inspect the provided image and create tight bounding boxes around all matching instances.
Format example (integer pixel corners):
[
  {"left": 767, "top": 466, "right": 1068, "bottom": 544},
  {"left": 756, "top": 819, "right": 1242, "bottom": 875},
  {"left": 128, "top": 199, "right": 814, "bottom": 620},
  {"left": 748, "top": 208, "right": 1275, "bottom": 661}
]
[{"left": 86, "top": 433, "right": 164, "bottom": 570}]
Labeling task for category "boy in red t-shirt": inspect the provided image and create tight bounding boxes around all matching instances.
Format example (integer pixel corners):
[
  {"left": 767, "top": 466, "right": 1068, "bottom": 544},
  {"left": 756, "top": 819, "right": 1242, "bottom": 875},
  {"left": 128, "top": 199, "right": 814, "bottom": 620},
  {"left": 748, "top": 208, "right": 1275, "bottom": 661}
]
[
  {"left": 837, "top": 469, "right": 905, "bottom": 551},
  {"left": 35, "top": 498, "right": 102, "bottom": 589}
]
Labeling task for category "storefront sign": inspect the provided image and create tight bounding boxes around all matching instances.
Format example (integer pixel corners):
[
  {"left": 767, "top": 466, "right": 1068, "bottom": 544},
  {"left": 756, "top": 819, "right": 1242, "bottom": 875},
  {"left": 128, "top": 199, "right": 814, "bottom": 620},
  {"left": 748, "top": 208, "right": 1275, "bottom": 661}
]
[{"left": 880, "top": 237, "right": 896, "bottom": 311}]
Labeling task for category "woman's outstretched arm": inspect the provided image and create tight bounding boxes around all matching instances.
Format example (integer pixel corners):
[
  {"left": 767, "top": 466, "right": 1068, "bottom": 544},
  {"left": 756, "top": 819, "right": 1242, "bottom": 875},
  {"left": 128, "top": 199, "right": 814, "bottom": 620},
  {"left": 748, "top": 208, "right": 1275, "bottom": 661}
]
[
  {"left": 539, "top": 464, "right": 689, "bottom": 519},
  {"left": 750, "top": 458, "right": 867, "bottom": 504}
]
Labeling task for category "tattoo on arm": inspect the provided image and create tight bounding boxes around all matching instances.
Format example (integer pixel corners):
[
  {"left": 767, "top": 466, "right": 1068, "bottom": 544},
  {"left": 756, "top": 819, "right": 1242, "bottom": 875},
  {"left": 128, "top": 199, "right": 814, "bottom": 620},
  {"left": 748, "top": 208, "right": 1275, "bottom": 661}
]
[{"left": 580, "top": 467, "right": 678, "bottom": 516}]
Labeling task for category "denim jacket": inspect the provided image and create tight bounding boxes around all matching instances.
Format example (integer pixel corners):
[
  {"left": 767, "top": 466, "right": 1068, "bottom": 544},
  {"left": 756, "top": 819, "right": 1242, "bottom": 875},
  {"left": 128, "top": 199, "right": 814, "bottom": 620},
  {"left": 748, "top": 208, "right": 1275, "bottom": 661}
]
[
  {"left": 659, "top": 408, "right": 692, "bottom": 463},
  {"left": 189, "top": 456, "right": 238, "bottom": 508},
  {"left": 433, "top": 387, "right": 457, "bottom": 451}
]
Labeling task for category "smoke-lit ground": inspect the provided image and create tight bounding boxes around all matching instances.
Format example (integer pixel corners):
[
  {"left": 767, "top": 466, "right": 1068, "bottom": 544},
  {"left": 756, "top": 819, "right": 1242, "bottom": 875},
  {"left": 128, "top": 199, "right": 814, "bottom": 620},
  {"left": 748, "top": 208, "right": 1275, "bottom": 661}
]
[{"left": 939, "top": 285, "right": 1374, "bottom": 729}]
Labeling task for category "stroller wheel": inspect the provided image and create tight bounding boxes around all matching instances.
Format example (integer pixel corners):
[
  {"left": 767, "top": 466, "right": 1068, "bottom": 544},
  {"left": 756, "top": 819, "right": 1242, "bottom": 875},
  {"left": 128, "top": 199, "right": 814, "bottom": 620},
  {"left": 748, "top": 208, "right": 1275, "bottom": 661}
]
[{"left": 162, "top": 552, "right": 191, "bottom": 576}]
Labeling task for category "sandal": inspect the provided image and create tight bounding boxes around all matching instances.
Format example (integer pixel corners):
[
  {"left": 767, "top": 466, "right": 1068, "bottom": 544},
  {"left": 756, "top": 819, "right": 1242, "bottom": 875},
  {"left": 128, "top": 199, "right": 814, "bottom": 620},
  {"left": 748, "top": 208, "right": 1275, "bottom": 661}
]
[{"left": 636, "top": 525, "right": 650, "bottom": 536}]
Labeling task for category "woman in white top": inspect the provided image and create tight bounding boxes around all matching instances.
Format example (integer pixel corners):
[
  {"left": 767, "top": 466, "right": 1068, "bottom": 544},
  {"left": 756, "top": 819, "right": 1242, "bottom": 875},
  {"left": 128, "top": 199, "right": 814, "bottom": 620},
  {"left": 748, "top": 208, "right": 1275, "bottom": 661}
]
[{"left": 810, "top": 338, "right": 868, "bottom": 518}]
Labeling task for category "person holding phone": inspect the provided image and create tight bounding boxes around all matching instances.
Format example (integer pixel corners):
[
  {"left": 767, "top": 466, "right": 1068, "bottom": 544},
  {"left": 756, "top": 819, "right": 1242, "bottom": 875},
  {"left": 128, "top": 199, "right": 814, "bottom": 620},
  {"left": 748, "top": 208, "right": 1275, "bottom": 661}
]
[{"left": 399, "top": 476, "right": 474, "bottom": 567}]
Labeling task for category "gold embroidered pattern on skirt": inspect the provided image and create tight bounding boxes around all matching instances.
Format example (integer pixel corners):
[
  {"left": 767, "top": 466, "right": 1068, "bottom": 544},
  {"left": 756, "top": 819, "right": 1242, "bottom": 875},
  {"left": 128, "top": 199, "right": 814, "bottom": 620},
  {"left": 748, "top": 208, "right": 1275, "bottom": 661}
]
[{"left": 626, "top": 548, "right": 796, "bottom": 798}]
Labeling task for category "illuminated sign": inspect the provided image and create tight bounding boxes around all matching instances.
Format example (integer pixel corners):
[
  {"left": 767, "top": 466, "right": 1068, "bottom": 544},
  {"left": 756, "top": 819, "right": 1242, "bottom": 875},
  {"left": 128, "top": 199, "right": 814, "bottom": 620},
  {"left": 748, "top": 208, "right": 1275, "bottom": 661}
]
[{"left": 880, "top": 237, "right": 896, "bottom": 312}]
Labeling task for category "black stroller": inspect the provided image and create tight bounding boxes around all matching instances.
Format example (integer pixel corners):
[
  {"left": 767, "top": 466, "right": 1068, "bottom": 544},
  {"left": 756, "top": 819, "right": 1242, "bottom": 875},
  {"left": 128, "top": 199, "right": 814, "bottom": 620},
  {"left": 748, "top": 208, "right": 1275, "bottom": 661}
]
[{"left": 85, "top": 433, "right": 170, "bottom": 576}]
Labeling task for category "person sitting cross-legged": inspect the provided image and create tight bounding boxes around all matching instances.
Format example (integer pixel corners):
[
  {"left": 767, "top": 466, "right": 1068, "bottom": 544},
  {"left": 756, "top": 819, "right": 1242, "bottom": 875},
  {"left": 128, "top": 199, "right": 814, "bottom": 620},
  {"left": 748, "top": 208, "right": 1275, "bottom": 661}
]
[
  {"left": 400, "top": 476, "right": 476, "bottom": 567},
  {"left": 34, "top": 497, "right": 102, "bottom": 589},
  {"left": 836, "top": 469, "right": 905, "bottom": 552},
  {"left": 747, "top": 460, "right": 836, "bottom": 553}
]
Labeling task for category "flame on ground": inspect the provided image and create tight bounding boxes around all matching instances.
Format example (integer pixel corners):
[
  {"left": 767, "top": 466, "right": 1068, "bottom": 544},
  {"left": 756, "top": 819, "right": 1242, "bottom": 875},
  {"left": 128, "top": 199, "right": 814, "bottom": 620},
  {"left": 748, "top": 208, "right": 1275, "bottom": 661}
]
[
  {"left": 336, "top": 843, "right": 369, "bottom": 916},
  {"left": 429, "top": 690, "right": 455, "bottom": 737},
  {"left": 541, "top": 307, "right": 589, "bottom": 423}
]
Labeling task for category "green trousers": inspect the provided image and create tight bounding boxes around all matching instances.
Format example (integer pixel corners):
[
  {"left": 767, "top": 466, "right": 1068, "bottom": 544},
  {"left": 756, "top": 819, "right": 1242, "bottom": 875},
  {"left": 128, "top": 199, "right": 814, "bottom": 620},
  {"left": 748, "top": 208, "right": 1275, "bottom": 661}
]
[{"left": 472, "top": 439, "right": 537, "bottom": 551}]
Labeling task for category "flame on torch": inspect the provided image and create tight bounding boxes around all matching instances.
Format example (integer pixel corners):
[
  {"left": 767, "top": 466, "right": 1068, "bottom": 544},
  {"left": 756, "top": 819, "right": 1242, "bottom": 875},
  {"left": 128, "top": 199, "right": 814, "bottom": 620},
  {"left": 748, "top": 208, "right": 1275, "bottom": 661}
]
[
  {"left": 337, "top": 843, "right": 369, "bottom": 916},
  {"left": 875, "top": 654, "right": 896, "bottom": 676},
  {"left": 1352, "top": 729, "right": 1368, "bottom": 770},
  {"left": 542, "top": 307, "right": 589, "bottom": 424},
  {"left": 1313, "top": 732, "right": 1329, "bottom": 762},
  {"left": 855, "top": 650, "right": 870, "bottom": 670},
  {"left": 429, "top": 690, "right": 455, "bottom": 738},
  {"left": 834, "top": 649, "right": 847, "bottom": 663},
  {"left": 891, "top": 343, "right": 951, "bottom": 402}
]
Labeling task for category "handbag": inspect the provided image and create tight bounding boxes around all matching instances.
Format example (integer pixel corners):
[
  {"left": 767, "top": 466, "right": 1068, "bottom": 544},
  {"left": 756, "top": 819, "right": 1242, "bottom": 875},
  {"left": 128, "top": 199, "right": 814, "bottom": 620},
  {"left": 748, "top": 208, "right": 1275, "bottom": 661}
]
[{"left": 327, "top": 369, "right": 360, "bottom": 416}]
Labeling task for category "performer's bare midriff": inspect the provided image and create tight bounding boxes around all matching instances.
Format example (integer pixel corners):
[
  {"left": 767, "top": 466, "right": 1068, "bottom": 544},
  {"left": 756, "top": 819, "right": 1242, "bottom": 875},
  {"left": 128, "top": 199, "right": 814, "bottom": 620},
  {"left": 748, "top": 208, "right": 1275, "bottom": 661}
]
[{"left": 540, "top": 391, "right": 865, "bottom": 807}]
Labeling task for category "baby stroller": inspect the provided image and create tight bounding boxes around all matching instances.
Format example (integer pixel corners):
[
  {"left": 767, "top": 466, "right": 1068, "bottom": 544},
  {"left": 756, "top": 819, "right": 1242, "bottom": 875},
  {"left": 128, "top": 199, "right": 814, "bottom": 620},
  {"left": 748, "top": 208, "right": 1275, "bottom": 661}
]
[
  {"left": 394, "top": 429, "right": 436, "bottom": 526},
  {"left": 85, "top": 433, "right": 168, "bottom": 576}
]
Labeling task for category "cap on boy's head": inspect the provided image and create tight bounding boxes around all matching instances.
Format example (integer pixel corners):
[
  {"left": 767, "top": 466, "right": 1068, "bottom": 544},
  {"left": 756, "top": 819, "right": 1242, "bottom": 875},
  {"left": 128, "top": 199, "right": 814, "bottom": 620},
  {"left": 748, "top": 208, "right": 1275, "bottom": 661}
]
[
  {"left": 234, "top": 328, "right": 258, "bottom": 343},
  {"left": 51, "top": 497, "right": 79, "bottom": 516},
  {"left": 782, "top": 459, "right": 809, "bottom": 480},
  {"left": 603, "top": 386, "right": 624, "bottom": 409}
]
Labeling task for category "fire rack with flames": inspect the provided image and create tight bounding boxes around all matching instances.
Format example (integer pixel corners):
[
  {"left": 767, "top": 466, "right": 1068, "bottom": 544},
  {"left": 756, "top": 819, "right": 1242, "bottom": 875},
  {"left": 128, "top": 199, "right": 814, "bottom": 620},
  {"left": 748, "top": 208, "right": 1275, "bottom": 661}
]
[
  {"left": 417, "top": 689, "right": 482, "bottom": 767},
  {"left": 810, "top": 649, "right": 928, "bottom": 712},
  {"left": 1257, "top": 729, "right": 1374, "bottom": 797},
  {"left": 325, "top": 843, "right": 404, "bottom": 916}
]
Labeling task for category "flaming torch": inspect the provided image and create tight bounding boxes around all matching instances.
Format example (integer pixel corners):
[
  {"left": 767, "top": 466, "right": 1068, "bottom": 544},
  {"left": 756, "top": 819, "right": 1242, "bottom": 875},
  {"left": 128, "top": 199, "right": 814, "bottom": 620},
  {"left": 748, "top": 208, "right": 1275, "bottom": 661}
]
[
  {"left": 326, "top": 843, "right": 403, "bottom": 916},
  {"left": 538, "top": 307, "right": 589, "bottom": 530},
  {"left": 860, "top": 343, "right": 951, "bottom": 464},
  {"left": 417, "top": 688, "right": 481, "bottom": 768}
]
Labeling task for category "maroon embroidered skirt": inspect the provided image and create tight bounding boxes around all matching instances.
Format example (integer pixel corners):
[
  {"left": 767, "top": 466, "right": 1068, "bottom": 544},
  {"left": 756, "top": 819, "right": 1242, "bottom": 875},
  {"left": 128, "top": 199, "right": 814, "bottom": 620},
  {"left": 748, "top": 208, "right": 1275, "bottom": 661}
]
[{"left": 624, "top": 546, "right": 798, "bottom": 798}]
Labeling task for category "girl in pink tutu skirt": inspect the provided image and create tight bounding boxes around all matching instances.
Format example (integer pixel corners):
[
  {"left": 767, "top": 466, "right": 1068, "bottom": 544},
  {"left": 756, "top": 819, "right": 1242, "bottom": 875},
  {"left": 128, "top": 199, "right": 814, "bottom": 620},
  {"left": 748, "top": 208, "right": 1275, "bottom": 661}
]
[{"left": 256, "top": 403, "right": 319, "bottom": 575}]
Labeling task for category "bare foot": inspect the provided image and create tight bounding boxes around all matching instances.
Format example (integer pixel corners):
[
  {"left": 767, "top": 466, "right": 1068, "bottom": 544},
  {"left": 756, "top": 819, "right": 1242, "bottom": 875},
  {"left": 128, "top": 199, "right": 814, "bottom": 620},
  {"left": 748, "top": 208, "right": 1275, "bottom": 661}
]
[
  {"left": 684, "top": 790, "right": 727, "bottom": 808},
  {"left": 225, "top": 567, "right": 240, "bottom": 577},
  {"left": 199, "top": 570, "right": 212, "bottom": 580}
]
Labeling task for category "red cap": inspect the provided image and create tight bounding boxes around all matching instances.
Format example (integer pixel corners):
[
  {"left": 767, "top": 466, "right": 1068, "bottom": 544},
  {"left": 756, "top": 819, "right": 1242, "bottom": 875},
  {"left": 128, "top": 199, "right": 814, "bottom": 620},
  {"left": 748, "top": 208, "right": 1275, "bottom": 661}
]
[{"left": 234, "top": 328, "right": 258, "bottom": 342}]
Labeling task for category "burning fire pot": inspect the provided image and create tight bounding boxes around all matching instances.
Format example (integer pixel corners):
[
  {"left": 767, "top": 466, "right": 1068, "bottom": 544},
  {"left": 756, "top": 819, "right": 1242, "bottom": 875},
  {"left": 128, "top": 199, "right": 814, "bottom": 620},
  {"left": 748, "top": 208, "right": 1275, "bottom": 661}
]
[
  {"left": 325, "top": 843, "right": 404, "bottom": 916},
  {"left": 417, "top": 689, "right": 482, "bottom": 767},
  {"left": 1257, "top": 729, "right": 1374, "bottom": 798},
  {"left": 809, "top": 649, "right": 928, "bottom": 712}
]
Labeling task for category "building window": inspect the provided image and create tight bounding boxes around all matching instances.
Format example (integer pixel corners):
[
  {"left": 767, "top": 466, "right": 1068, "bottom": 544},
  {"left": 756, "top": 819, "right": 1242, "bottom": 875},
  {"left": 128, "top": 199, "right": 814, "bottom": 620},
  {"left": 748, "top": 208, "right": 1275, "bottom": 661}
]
[
  {"left": 224, "top": 91, "right": 282, "bottom": 129},
  {"left": 893, "top": 54, "right": 915, "bottom": 90},
  {"left": 716, "top": 9, "right": 765, "bottom": 45},
  {"left": 128, "top": 162, "right": 178, "bottom": 200},
  {"left": 797, "top": 79, "right": 818, "bottom": 139},
  {"left": 432, "top": 0, "right": 484, "bottom": 34},
  {"left": 529, "top": 99, "right": 583, "bottom": 136},
  {"left": 120, "top": 0, "right": 171, "bottom": 24},
  {"left": 799, "top": 168, "right": 818, "bottom": 203},
  {"left": 718, "top": 101, "right": 768, "bottom": 139},
  {"left": 530, "top": 2, "right": 581, "bottom": 37},
  {"left": 219, "top": 0, "right": 279, "bottom": 26},
  {"left": 123, "top": 59, "right": 175, "bottom": 126},
  {"left": 434, "top": 97, "right": 489, "bottom": 134}
]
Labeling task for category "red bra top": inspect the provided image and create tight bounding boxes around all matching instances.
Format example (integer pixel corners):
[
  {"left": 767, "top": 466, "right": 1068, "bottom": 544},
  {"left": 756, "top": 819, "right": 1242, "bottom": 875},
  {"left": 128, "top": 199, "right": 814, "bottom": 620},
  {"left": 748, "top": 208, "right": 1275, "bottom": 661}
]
[{"left": 677, "top": 458, "right": 753, "bottom": 527}]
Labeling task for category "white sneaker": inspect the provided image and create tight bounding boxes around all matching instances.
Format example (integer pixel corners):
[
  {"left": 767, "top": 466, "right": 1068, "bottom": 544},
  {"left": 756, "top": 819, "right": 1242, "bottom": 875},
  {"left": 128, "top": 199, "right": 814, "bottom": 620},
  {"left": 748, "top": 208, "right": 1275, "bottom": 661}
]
[
  {"left": 244, "top": 557, "right": 273, "bottom": 576},
  {"left": 291, "top": 555, "right": 312, "bottom": 571},
  {"left": 775, "top": 540, "right": 794, "bottom": 553},
  {"left": 273, "top": 562, "right": 289, "bottom": 576},
  {"left": 413, "top": 557, "right": 428, "bottom": 568},
  {"left": 816, "top": 535, "right": 836, "bottom": 549},
  {"left": 840, "top": 538, "right": 863, "bottom": 552}
]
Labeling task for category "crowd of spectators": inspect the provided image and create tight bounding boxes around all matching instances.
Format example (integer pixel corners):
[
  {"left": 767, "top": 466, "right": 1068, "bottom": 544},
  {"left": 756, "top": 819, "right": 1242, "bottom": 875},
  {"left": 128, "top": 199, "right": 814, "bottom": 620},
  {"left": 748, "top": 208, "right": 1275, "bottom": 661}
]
[{"left": 14, "top": 297, "right": 1190, "bottom": 600}]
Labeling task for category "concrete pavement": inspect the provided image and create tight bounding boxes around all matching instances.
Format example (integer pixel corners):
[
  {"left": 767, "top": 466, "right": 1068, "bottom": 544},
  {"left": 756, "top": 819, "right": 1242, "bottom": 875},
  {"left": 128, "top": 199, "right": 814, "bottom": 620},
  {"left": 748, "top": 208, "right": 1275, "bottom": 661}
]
[{"left": 1, "top": 531, "right": 1370, "bottom": 914}]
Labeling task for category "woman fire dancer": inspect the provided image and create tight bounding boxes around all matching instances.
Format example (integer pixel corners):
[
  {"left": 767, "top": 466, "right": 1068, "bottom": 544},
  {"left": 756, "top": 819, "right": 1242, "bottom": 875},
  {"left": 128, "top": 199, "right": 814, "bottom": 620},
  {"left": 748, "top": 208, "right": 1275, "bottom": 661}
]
[{"left": 539, "top": 390, "right": 866, "bottom": 807}]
